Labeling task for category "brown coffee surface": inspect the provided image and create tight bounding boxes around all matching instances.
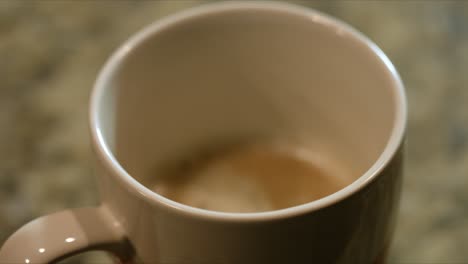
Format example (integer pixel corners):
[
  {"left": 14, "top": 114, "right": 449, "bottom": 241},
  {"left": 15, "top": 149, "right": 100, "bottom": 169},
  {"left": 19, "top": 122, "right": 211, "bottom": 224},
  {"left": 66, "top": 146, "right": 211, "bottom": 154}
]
[{"left": 149, "top": 143, "right": 352, "bottom": 213}]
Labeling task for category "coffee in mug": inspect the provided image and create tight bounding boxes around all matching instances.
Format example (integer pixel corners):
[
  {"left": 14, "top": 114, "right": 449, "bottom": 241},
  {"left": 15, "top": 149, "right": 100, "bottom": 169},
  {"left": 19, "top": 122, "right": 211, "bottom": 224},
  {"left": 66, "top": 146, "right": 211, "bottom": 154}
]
[{"left": 147, "top": 141, "right": 354, "bottom": 213}]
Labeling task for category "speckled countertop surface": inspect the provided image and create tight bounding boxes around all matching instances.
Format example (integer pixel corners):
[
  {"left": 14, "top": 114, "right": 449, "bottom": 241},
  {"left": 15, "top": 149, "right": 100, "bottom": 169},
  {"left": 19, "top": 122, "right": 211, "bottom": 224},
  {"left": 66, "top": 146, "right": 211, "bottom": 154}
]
[{"left": 1, "top": 1, "right": 468, "bottom": 263}]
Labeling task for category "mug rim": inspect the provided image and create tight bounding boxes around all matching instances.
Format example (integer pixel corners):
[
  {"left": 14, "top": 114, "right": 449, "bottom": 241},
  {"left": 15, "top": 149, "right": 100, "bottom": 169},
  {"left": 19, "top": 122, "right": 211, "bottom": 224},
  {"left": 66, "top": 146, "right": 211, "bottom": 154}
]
[{"left": 90, "top": 1, "right": 407, "bottom": 222}]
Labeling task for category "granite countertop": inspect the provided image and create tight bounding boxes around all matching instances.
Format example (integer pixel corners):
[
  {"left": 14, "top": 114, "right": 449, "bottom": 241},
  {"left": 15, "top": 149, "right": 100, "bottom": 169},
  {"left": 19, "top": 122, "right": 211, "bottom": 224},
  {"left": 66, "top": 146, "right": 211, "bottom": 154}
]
[{"left": 1, "top": 1, "right": 468, "bottom": 263}]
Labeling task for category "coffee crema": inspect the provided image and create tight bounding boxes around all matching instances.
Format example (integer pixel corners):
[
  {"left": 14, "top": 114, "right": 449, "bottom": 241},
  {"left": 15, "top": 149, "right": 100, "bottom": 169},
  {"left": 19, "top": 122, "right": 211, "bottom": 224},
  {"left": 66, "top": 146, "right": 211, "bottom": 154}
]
[{"left": 148, "top": 143, "right": 352, "bottom": 213}]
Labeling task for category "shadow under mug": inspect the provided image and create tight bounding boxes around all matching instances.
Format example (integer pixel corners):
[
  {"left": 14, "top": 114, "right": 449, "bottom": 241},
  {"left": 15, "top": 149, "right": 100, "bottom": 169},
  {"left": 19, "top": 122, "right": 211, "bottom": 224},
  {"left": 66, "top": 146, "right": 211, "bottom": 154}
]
[{"left": 0, "top": 2, "right": 406, "bottom": 264}]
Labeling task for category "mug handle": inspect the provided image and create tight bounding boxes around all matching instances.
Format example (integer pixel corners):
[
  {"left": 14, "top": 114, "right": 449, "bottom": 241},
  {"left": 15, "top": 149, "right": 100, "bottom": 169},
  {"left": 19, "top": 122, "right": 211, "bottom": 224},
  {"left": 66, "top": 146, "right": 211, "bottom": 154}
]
[{"left": 0, "top": 206, "right": 133, "bottom": 263}]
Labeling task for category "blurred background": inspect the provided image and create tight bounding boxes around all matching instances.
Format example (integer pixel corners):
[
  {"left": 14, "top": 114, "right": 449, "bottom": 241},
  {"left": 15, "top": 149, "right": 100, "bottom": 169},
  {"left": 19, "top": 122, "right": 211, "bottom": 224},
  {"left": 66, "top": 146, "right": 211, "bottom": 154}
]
[{"left": 1, "top": 1, "right": 467, "bottom": 263}]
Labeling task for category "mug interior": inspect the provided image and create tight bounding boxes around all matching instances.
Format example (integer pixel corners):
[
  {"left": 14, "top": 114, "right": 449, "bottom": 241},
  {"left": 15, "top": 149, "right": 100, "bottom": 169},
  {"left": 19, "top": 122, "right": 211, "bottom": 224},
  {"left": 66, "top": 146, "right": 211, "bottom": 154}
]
[{"left": 92, "top": 2, "right": 405, "bottom": 214}]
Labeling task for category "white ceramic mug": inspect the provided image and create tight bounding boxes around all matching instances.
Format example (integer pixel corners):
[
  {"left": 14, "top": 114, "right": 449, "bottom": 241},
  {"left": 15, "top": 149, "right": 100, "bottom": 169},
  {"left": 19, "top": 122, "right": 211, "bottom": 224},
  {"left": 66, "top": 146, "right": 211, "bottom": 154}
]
[{"left": 0, "top": 2, "right": 406, "bottom": 263}]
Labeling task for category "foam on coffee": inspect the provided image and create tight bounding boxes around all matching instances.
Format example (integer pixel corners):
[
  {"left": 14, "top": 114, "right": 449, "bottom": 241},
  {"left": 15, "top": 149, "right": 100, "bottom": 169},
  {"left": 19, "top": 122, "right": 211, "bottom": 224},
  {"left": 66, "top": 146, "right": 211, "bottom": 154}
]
[{"left": 149, "top": 143, "right": 353, "bottom": 213}]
